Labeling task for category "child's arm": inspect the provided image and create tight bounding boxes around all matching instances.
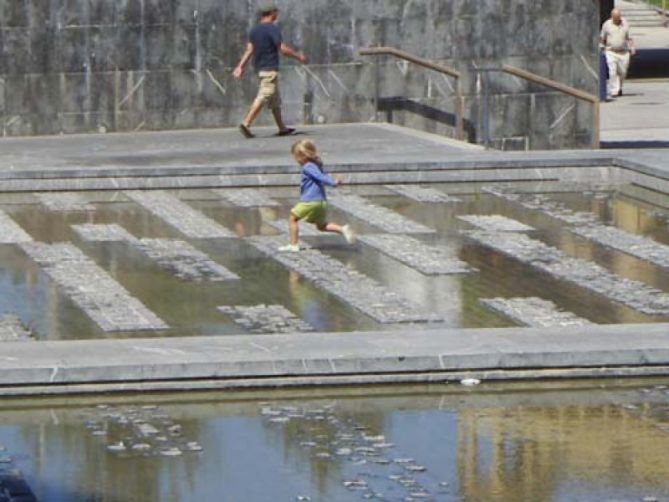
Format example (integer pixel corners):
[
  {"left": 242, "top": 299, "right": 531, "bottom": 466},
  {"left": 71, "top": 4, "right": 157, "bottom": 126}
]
[{"left": 304, "top": 164, "right": 337, "bottom": 186}]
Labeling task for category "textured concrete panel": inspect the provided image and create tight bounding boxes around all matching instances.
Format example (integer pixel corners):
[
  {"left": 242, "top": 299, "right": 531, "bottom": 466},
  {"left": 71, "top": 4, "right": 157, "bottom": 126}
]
[
  {"left": 480, "top": 297, "right": 594, "bottom": 328},
  {"left": 329, "top": 193, "right": 435, "bottom": 234},
  {"left": 384, "top": 184, "right": 461, "bottom": 203},
  {"left": 124, "top": 190, "right": 235, "bottom": 239},
  {"left": 0, "top": 314, "right": 34, "bottom": 342},
  {"left": 248, "top": 235, "right": 441, "bottom": 324},
  {"left": 358, "top": 234, "right": 474, "bottom": 275},
  {"left": 218, "top": 304, "right": 315, "bottom": 334},
  {"left": 19, "top": 242, "right": 168, "bottom": 332},
  {"left": 211, "top": 188, "right": 280, "bottom": 207},
  {"left": 36, "top": 192, "right": 94, "bottom": 211},
  {"left": 0, "top": 210, "right": 33, "bottom": 243}
]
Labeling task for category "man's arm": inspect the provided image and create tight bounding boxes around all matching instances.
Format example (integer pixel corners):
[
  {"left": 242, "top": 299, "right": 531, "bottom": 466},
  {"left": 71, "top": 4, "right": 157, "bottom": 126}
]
[
  {"left": 628, "top": 33, "right": 636, "bottom": 56},
  {"left": 233, "top": 43, "right": 254, "bottom": 79},
  {"left": 279, "top": 43, "right": 307, "bottom": 64}
]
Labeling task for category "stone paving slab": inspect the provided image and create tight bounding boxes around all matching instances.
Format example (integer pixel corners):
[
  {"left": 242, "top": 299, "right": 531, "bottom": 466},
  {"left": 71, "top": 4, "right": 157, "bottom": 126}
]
[
  {"left": 135, "top": 238, "right": 239, "bottom": 282},
  {"left": 72, "top": 223, "right": 137, "bottom": 242},
  {"left": 458, "top": 214, "right": 535, "bottom": 232},
  {"left": 0, "top": 211, "right": 33, "bottom": 244},
  {"left": 486, "top": 186, "right": 669, "bottom": 269},
  {"left": 0, "top": 315, "right": 34, "bottom": 342},
  {"left": 384, "top": 184, "right": 461, "bottom": 203},
  {"left": 329, "top": 194, "right": 435, "bottom": 234},
  {"left": 35, "top": 192, "right": 94, "bottom": 211},
  {"left": 465, "top": 228, "right": 669, "bottom": 315},
  {"left": 357, "top": 234, "right": 474, "bottom": 275},
  {"left": 248, "top": 235, "right": 441, "bottom": 324},
  {"left": 480, "top": 297, "right": 594, "bottom": 328},
  {"left": 124, "top": 190, "right": 235, "bottom": 239},
  {"left": 211, "top": 188, "right": 280, "bottom": 207},
  {"left": 217, "top": 305, "right": 315, "bottom": 334},
  {"left": 19, "top": 242, "right": 168, "bottom": 332}
]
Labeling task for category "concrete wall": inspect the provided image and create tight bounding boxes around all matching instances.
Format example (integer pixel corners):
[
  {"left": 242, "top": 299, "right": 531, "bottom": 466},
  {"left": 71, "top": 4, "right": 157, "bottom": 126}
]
[{"left": 0, "top": 1, "right": 600, "bottom": 149}]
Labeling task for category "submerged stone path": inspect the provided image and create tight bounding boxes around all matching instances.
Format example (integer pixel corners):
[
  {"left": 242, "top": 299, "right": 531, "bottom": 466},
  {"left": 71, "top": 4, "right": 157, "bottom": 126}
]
[
  {"left": 248, "top": 235, "right": 441, "bottom": 324},
  {"left": 0, "top": 314, "right": 34, "bottom": 341},
  {"left": 124, "top": 190, "right": 235, "bottom": 239},
  {"left": 329, "top": 194, "right": 435, "bottom": 234},
  {"left": 73, "top": 223, "right": 136, "bottom": 242},
  {"left": 83, "top": 404, "right": 203, "bottom": 458},
  {"left": 0, "top": 211, "right": 33, "bottom": 243},
  {"left": 217, "top": 305, "right": 315, "bottom": 333},
  {"left": 357, "top": 234, "right": 473, "bottom": 275},
  {"left": 19, "top": 242, "right": 168, "bottom": 331},
  {"left": 480, "top": 297, "right": 594, "bottom": 327},
  {"left": 458, "top": 215, "right": 534, "bottom": 233},
  {"left": 135, "top": 239, "right": 239, "bottom": 282},
  {"left": 465, "top": 226, "right": 669, "bottom": 316},
  {"left": 384, "top": 184, "right": 461, "bottom": 203},
  {"left": 35, "top": 192, "right": 94, "bottom": 211},
  {"left": 73, "top": 223, "right": 238, "bottom": 281},
  {"left": 211, "top": 188, "right": 280, "bottom": 207},
  {"left": 261, "top": 402, "right": 445, "bottom": 501},
  {"left": 485, "top": 186, "right": 669, "bottom": 270}
]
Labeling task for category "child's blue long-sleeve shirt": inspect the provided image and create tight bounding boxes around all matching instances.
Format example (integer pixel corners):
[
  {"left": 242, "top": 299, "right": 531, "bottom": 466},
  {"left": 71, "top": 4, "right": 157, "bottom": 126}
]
[{"left": 299, "top": 161, "right": 336, "bottom": 201}]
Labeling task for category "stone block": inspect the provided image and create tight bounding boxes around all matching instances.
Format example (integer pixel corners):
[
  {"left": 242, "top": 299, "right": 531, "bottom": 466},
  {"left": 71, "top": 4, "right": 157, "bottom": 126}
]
[
  {"left": 144, "top": 0, "right": 174, "bottom": 26},
  {"left": 88, "top": 26, "right": 119, "bottom": 72},
  {"left": 88, "top": 0, "right": 118, "bottom": 27}
]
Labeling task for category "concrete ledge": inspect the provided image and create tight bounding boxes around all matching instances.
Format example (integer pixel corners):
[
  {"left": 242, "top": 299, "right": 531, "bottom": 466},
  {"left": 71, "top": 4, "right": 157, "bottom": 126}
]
[{"left": 0, "top": 323, "right": 668, "bottom": 396}]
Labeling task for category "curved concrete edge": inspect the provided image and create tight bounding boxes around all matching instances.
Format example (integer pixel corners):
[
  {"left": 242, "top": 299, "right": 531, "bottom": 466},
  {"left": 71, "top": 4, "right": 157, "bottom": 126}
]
[{"left": 0, "top": 323, "right": 668, "bottom": 396}]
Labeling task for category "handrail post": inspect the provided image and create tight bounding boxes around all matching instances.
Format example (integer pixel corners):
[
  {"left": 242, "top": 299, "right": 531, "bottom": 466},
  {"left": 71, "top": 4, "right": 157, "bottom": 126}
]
[
  {"left": 592, "top": 100, "right": 600, "bottom": 149},
  {"left": 358, "top": 47, "right": 464, "bottom": 141}
]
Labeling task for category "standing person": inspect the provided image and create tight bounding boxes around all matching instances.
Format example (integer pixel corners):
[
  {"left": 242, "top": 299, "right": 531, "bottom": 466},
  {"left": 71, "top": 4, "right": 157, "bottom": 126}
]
[
  {"left": 279, "top": 139, "right": 356, "bottom": 252},
  {"left": 233, "top": 3, "right": 307, "bottom": 138},
  {"left": 600, "top": 9, "right": 636, "bottom": 99}
]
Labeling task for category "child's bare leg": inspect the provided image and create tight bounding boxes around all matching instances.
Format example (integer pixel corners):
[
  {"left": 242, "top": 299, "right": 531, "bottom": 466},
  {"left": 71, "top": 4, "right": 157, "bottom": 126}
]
[
  {"left": 317, "top": 222, "right": 342, "bottom": 234},
  {"left": 288, "top": 213, "right": 300, "bottom": 244}
]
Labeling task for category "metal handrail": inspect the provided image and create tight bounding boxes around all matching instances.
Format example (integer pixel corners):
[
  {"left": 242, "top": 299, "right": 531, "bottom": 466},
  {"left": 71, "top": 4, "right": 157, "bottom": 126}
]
[
  {"left": 358, "top": 46, "right": 465, "bottom": 141},
  {"left": 501, "top": 64, "right": 600, "bottom": 149}
]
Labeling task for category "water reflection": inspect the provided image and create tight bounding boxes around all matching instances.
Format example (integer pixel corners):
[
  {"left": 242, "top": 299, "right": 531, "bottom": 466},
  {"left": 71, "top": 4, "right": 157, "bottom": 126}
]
[{"left": 2, "top": 381, "right": 669, "bottom": 501}]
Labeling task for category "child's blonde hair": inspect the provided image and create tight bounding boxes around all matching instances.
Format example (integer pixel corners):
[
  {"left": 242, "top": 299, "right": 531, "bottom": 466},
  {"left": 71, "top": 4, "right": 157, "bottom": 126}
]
[{"left": 291, "top": 139, "right": 323, "bottom": 168}]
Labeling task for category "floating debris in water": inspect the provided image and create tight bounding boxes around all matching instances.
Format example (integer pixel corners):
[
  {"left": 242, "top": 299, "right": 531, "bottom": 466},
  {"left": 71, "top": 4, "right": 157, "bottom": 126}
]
[
  {"left": 107, "top": 442, "right": 126, "bottom": 452},
  {"left": 460, "top": 378, "right": 481, "bottom": 386},
  {"left": 160, "top": 447, "right": 183, "bottom": 457}
]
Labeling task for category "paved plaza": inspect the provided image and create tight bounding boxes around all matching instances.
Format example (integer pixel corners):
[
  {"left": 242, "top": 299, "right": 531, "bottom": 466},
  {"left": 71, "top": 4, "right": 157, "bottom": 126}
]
[{"left": 0, "top": 119, "right": 667, "bottom": 395}]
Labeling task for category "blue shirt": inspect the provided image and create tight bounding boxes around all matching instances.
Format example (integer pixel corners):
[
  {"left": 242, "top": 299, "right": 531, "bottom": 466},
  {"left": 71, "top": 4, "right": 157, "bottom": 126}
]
[
  {"left": 249, "top": 23, "right": 282, "bottom": 72},
  {"left": 300, "top": 162, "right": 336, "bottom": 202}
]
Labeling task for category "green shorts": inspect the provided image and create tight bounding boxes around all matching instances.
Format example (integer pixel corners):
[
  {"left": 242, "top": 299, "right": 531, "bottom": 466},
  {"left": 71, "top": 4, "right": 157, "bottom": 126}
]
[{"left": 291, "top": 201, "right": 328, "bottom": 226}]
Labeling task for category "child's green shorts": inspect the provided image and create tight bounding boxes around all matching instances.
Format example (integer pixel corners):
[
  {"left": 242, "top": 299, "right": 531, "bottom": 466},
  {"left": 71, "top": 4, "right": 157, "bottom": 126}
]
[{"left": 291, "top": 201, "right": 328, "bottom": 226}]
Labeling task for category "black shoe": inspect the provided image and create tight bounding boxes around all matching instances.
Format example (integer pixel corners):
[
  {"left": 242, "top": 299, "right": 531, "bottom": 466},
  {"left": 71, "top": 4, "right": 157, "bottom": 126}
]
[
  {"left": 617, "top": 90, "right": 623, "bottom": 97},
  {"left": 277, "top": 127, "right": 296, "bottom": 136},
  {"left": 239, "top": 124, "right": 255, "bottom": 138}
]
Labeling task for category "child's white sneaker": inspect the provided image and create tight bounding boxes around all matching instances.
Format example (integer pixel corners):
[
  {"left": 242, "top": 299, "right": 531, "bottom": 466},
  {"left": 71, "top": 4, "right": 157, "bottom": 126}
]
[
  {"left": 342, "top": 224, "right": 357, "bottom": 244},
  {"left": 278, "top": 243, "right": 300, "bottom": 252}
]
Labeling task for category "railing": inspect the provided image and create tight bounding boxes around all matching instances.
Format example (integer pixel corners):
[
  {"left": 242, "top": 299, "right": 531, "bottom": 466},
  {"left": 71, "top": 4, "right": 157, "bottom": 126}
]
[
  {"left": 501, "top": 64, "right": 600, "bottom": 149},
  {"left": 358, "top": 46, "right": 465, "bottom": 141}
]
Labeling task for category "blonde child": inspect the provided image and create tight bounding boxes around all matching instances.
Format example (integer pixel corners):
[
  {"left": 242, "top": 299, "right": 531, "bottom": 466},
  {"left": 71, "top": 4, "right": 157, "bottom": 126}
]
[{"left": 279, "top": 139, "right": 356, "bottom": 252}]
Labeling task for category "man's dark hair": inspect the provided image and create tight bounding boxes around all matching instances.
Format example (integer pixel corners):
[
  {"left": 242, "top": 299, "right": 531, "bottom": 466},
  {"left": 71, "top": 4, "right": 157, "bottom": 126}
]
[{"left": 259, "top": 3, "right": 278, "bottom": 16}]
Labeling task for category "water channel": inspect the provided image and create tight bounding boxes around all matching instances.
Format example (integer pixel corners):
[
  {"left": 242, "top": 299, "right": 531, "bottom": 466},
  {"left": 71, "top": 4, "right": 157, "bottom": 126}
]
[
  {"left": 0, "top": 181, "right": 668, "bottom": 340},
  {"left": 1, "top": 379, "right": 669, "bottom": 501}
]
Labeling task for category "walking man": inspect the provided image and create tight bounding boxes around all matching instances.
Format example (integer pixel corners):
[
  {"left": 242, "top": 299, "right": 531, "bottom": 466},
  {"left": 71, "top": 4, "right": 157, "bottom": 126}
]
[
  {"left": 233, "top": 3, "right": 307, "bottom": 138},
  {"left": 600, "top": 9, "right": 636, "bottom": 99}
]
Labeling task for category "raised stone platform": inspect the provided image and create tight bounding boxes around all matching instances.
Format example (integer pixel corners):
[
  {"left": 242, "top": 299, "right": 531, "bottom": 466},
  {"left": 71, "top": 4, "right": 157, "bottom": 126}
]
[{"left": 0, "top": 124, "right": 668, "bottom": 395}]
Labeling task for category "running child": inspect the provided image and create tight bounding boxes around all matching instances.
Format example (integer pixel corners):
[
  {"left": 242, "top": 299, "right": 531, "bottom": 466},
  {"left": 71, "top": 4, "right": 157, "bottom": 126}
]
[{"left": 279, "top": 139, "right": 356, "bottom": 252}]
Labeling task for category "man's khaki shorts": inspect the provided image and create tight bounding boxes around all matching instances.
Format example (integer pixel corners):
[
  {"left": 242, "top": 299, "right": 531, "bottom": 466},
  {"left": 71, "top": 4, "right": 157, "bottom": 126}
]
[{"left": 256, "top": 70, "right": 281, "bottom": 109}]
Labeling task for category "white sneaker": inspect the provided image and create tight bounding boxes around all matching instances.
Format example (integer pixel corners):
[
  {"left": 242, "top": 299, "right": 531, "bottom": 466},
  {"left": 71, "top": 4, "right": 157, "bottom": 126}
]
[
  {"left": 342, "top": 224, "right": 357, "bottom": 244},
  {"left": 278, "top": 243, "right": 300, "bottom": 252}
]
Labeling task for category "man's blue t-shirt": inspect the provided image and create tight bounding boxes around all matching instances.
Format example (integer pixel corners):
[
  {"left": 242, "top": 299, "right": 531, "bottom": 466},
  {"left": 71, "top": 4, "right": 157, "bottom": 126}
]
[{"left": 249, "top": 23, "right": 282, "bottom": 72}]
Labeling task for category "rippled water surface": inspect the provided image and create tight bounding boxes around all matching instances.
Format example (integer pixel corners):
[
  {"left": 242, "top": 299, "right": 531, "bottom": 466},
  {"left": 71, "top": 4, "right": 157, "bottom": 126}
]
[{"left": 3, "top": 380, "right": 669, "bottom": 501}]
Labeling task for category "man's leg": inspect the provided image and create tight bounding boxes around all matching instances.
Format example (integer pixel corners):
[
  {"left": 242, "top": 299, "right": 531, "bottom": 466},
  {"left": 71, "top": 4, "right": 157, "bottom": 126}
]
[
  {"left": 242, "top": 98, "right": 264, "bottom": 128},
  {"left": 618, "top": 52, "right": 631, "bottom": 96},
  {"left": 605, "top": 52, "right": 619, "bottom": 98}
]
